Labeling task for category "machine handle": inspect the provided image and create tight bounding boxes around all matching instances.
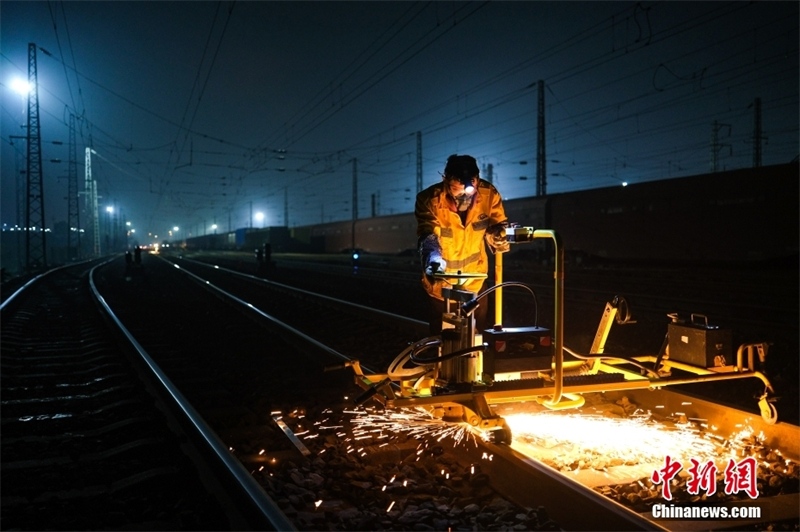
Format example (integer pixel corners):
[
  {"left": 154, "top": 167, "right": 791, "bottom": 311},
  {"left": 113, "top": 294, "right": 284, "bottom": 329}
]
[
  {"left": 353, "top": 378, "right": 391, "bottom": 405},
  {"left": 690, "top": 313, "right": 709, "bottom": 328}
]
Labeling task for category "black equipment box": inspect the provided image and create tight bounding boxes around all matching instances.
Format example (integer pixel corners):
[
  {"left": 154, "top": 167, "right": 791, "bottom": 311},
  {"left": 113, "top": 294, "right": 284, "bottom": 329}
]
[
  {"left": 668, "top": 314, "right": 731, "bottom": 368},
  {"left": 483, "top": 326, "right": 552, "bottom": 378}
]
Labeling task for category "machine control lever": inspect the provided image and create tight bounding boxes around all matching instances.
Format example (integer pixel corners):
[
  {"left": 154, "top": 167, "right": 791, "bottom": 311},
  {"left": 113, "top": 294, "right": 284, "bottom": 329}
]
[{"left": 354, "top": 378, "right": 392, "bottom": 405}]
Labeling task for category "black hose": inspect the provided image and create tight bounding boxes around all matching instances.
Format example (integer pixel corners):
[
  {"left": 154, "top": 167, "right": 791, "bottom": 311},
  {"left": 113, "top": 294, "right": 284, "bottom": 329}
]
[
  {"left": 470, "top": 281, "right": 539, "bottom": 326},
  {"left": 409, "top": 343, "right": 486, "bottom": 365}
]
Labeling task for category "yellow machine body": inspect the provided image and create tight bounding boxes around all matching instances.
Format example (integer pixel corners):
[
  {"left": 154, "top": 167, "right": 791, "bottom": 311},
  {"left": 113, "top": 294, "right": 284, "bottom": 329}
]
[{"left": 345, "top": 227, "right": 778, "bottom": 441}]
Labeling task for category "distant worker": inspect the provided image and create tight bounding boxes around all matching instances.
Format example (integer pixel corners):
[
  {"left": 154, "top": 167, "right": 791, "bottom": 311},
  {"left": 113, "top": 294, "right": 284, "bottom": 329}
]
[
  {"left": 415, "top": 154, "right": 509, "bottom": 335},
  {"left": 134, "top": 246, "right": 142, "bottom": 265},
  {"left": 255, "top": 247, "right": 265, "bottom": 275}
]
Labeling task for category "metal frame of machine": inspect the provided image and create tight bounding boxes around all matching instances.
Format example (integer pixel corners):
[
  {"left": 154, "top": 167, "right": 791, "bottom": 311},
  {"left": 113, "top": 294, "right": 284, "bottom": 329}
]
[{"left": 343, "top": 227, "right": 779, "bottom": 443}]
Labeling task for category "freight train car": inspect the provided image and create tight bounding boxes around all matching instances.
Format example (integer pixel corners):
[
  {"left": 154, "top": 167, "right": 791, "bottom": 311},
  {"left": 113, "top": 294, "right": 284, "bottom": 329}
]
[
  {"left": 547, "top": 162, "right": 798, "bottom": 264},
  {"left": 306, "top": 162, "right": 798, "bottom": 265},
  {"left": 183, "top": 226, "right": 296, "bottom": 253},
  {"left": 183, "top": 163, "right": 796, "bottom": 264}
]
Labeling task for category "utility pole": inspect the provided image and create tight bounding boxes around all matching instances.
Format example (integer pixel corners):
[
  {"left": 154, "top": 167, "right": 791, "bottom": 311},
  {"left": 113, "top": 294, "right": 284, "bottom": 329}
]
[
  {"left": 25, "top": 43, "right": 47, "bottom": 271},
  {"left": 352, "top": 158, "right": 358, "bottom": 251},
  {"left": 284, "top": 187, "right": 289, "bottom": 227},
  {"left": 536, "top": 80, "right": 546, "bottom": 197},
  {"left": 484, "top": 163, "right": 494, "bottom": 184},
  {"left": 416, "top": 131, "right": 423, "bottom": 194},
  {"left": 15, "top": 152, "right": 25, "bottom": 271},
  {"left": 710, "top": 120, "right": 732, "bottom": 173},
  {"left": 67, "top": 114, "right": 80, "bottom": 259},
  {"left": 85, "top": 148, "right": 100, "bottom": 256},
  {"left": 752, "top": 97, "right": 766, "bottom": 168}
]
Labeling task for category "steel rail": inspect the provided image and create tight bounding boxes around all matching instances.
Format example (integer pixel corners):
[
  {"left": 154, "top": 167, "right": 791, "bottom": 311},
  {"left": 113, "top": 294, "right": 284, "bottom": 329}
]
[
  {"left": 157, "top": 254, "right": 675, "bottom": 531},
  {"left": 88, "top": 261, "right": 295, "bottom": 531}
]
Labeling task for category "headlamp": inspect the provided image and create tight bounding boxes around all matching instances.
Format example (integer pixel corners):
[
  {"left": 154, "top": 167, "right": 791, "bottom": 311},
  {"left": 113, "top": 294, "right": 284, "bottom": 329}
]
[{"left": 460, "top": 175, "right": 476, "bottom": 195}]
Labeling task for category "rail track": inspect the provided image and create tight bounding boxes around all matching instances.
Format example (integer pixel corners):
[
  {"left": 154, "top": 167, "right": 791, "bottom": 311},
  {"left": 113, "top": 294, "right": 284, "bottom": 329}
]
[
  {"left": 181, "top": 249, "right": 799, "bottom": 421},
  {"left": 3, "top": 250, "right": 797, "bottom": 530},
  {"left": 0, "top": 260, "right": 291, "bottom": 531},
  {"left": 160, "top": 249, "right": 798, "bottom": 530}
]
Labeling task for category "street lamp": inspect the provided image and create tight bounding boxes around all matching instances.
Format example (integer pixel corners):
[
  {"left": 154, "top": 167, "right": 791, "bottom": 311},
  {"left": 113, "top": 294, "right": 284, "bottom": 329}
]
[
  {"left": 255, "top": 211, "right": 265, "bottom": 228},
  {"left": 10, "top": 77, "right": 31, "bottom": 96}
]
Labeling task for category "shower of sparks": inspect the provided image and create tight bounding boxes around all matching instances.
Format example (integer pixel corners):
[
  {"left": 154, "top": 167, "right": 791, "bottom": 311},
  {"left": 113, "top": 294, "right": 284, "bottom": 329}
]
[
  {"left": 338, "top": 406, "right": 480, "bottom": 448},
  {"left": 503, "top": 410, "right": 765, "bottom": 472}
]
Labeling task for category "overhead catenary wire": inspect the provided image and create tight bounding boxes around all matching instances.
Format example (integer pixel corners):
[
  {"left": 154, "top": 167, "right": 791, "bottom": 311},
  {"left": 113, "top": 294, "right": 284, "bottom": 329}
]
[{"left": 1, "top": 1, "right": 795, "bottom": 234}]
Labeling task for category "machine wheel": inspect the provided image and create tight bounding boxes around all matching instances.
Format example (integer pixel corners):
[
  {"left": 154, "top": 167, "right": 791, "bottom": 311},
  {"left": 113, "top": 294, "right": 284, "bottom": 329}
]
[
  {"left": 487, "top": 425, "right": 513, "bottom": 445},
  {"left": 759, "top": 399, "right": 778, "bottom": 425}
]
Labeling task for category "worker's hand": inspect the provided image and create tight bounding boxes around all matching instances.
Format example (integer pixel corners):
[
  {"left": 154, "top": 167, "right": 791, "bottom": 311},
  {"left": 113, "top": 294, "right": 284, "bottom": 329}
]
[
  {"left": 487, "top": 228, "right": 510, "bottom": 253},
  {"left": 425, "top": 254, "right": 447, "bottom": 276}
]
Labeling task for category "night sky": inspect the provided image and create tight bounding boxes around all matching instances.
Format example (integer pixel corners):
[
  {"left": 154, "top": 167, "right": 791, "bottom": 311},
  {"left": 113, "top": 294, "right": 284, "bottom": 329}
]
[{"left": 2, "top": 1, "right": 798, "bottom": 243}]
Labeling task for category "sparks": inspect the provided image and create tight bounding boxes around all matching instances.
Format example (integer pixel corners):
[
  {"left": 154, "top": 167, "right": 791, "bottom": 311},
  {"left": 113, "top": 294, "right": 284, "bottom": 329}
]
[{"left": 504, "top": 410, "right": 772, "bottom": 474}]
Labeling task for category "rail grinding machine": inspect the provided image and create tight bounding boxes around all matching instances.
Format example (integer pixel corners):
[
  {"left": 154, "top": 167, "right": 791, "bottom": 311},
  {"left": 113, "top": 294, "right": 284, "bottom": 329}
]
[{"left": 340, "top": 226, "right": 779, "bottom": 443}]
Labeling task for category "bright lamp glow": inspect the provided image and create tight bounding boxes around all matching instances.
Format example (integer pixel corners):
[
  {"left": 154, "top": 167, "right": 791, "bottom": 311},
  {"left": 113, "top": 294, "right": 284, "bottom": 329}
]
[{"left": 10, "top": 77, "right": 31, "bottom": 96}]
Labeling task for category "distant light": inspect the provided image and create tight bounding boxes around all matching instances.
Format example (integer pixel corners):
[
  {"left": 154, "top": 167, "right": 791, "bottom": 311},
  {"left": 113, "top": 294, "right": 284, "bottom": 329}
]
[
  {"left": 10, "top": 77, "right": 31, "bottom": 96},
  {"left": 621, "top": 181, "right": 628, "bottom": 187},
  {"left": 106, "top": 206, "right": 114, "bottom": 213},
  {"left": 173, "top": 226, "right": 179, "bottom": 232}
]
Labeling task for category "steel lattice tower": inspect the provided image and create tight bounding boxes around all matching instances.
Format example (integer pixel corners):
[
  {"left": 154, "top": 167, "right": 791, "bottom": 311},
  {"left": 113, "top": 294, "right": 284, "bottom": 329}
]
[
  {"left": 25, "top": 43, "right": 46, "bottom": 271},
  {"left": 67, "top": 114, "right": 81, "bottom": 259},
  {"left": 416, "top": 131, "right": 422, "bottom": 194}
]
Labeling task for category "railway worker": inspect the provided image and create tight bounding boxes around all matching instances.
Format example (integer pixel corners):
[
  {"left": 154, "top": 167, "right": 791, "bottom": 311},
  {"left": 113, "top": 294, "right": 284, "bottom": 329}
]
[{"left": 415, "top": 154, "right": 509, "bottom": 335}]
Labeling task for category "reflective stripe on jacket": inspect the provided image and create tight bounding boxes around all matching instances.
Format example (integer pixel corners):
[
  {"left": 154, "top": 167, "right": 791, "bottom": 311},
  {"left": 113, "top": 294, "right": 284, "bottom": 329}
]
[{"left": 415, "top": 179, "right": 507, "bottom": 299}]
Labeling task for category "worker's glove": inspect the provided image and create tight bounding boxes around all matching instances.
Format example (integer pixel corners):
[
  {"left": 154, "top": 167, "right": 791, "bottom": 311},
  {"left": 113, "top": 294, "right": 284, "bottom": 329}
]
[
  {"left": 425, "top": 253, "right": 447, "bottom": 276},
  {"left": 486, "top": 225, "right": 510, "bottom": 254}
]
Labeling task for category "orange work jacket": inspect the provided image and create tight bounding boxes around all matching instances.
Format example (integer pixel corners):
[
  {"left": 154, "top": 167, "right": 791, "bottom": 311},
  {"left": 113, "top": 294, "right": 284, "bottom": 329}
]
[{"left": 415, "top": 178, "right": 507, "bottom": 299}]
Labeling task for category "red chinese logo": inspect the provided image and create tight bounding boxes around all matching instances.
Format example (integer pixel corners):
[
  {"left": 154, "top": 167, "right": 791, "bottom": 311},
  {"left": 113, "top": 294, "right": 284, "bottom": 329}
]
[{"left": 652, "top": 456, "right": 759, "bottom": 500}]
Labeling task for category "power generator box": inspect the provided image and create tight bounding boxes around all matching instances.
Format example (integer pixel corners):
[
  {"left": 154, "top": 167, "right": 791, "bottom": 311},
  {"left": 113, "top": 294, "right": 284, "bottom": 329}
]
[
  {"left": 668, "top": 315, "right": 731, "bottom": 368},
  {"left": 482, "top": 326, "right": 552, "bottom": 378}
]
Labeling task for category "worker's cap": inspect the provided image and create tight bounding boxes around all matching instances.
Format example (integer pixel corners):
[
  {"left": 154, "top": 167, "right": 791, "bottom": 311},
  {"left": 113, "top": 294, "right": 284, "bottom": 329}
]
[{"left": 444, "top": 154, "right": 479, "bottom": 185}]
